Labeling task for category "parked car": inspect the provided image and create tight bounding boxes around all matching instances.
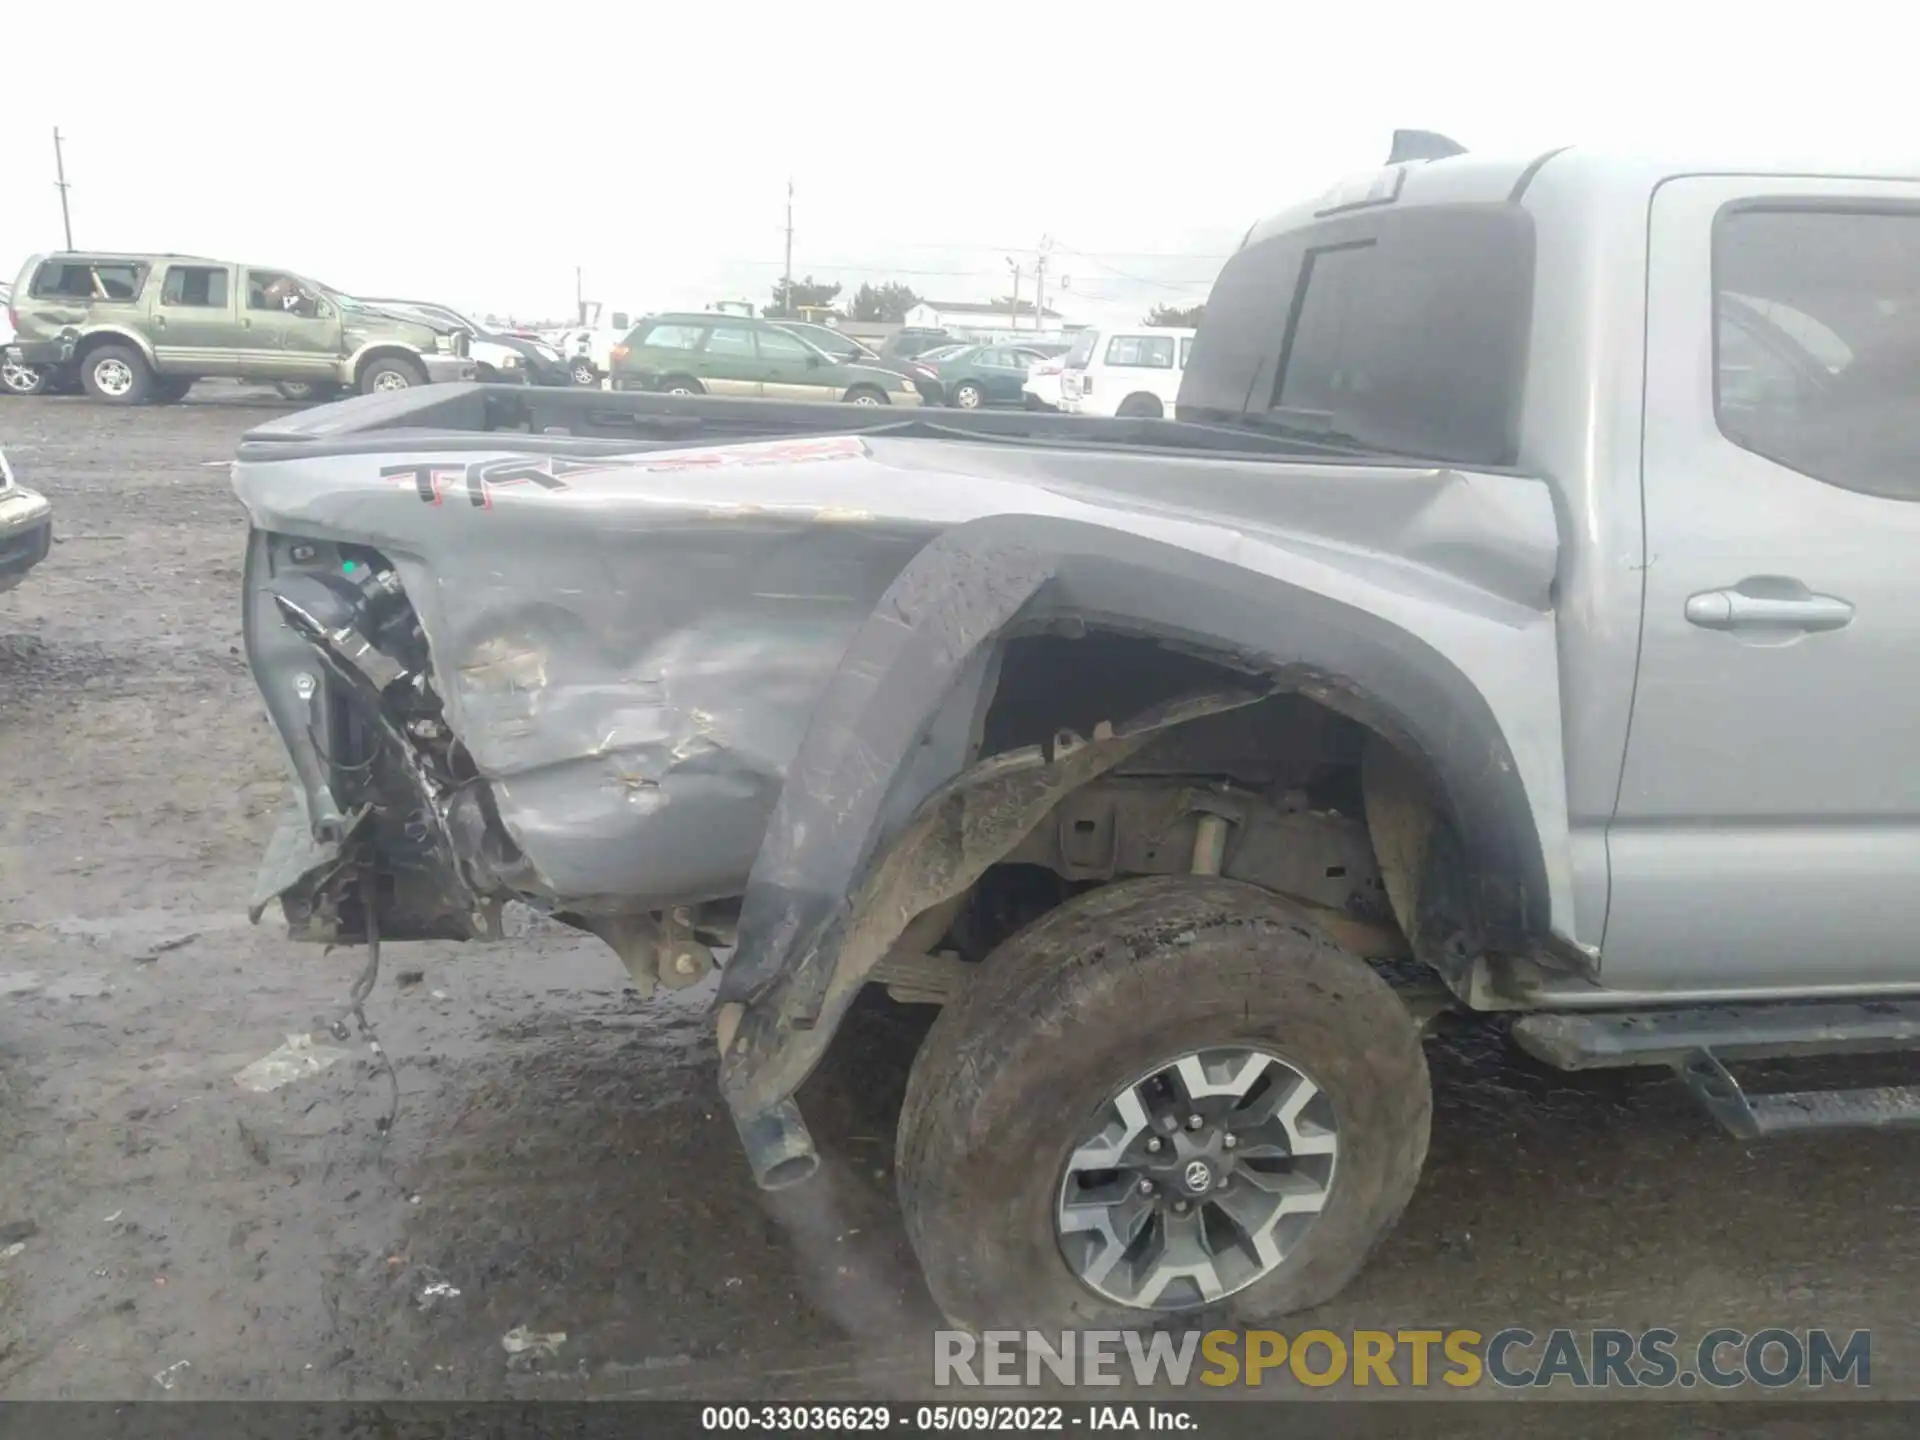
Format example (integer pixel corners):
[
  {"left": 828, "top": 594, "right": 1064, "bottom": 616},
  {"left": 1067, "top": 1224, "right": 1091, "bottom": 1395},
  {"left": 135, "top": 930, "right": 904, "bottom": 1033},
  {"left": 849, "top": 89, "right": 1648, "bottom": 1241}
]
[
  {"left": 609, "top": 313, "right": 921, "bottom": 405},
  {"left": 230, "top": 135, "right": 1920, "bottom": 1336},
  {"left": 4, "top": 253, "right": 474, "bottom": 405},
  {"left": 920, "top": 343, "right": 1058, "bottom": 409},
  {"left": 772, "top": 321, "right": 945, "bottom": 404},
  {"left": 0, "top": 443, "right": 52, "bottom": 594},
  {"left": 360, "top": 299, "right": 574, "bottom": 386},
  {"left": 1059, "top": 325, "right": 1197, "bottom": 418},
  {"left": 876, "top": 326, "right": 956, "bottom": 362}
]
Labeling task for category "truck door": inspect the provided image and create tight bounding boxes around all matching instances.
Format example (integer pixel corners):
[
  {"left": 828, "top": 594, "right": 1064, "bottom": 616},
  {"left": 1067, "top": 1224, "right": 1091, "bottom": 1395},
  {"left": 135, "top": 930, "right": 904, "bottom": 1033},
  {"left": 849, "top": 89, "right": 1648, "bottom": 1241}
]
[{"left": 1608, "top": 175, "right": 1920, "bottom": 991}]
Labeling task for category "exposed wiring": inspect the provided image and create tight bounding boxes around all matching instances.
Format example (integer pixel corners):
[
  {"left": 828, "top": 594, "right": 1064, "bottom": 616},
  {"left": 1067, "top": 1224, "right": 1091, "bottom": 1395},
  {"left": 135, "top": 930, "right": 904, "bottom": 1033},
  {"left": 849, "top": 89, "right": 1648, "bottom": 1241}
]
[{"left": 329, "top": 869, "right": 400, "bottom": 1139}]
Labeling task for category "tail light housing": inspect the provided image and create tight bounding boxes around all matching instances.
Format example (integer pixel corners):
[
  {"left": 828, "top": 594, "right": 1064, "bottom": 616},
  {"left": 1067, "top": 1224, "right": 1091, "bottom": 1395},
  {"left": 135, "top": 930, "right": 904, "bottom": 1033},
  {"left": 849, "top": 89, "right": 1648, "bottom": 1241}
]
[{"left": 610, "top": 344, "right": 630, "bottom": 364}]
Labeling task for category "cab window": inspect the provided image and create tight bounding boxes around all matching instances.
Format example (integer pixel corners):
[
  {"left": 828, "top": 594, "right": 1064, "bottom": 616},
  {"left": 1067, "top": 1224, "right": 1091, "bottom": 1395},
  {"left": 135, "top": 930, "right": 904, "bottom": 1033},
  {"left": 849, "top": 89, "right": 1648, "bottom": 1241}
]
[{"left": 1713, "top": 205, "right": 1920, "bottom": 499}]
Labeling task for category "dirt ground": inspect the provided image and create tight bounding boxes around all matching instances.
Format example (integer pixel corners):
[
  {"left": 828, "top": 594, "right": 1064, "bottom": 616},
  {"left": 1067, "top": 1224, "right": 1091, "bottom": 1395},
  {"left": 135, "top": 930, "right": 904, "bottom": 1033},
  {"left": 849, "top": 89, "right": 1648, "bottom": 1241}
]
[{"left": 1, "top": 392, "right": 1917, "bottom": 1410}]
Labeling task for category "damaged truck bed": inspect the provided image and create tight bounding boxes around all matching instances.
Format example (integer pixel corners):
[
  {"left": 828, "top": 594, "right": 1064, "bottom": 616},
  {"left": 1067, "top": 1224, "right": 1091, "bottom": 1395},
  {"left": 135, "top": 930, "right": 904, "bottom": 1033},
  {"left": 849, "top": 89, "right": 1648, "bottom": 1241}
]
[{"left": 233, "top": 381, "right": 1565, "bottom": 1164}]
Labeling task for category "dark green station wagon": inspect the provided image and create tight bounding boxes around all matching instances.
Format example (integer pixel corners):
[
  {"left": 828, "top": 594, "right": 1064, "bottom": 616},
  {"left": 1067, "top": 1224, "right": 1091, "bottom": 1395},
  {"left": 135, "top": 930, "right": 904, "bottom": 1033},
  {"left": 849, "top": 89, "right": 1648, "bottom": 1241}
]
[{"left": 609, "top": 313, "right": 921, "bottom": 406}]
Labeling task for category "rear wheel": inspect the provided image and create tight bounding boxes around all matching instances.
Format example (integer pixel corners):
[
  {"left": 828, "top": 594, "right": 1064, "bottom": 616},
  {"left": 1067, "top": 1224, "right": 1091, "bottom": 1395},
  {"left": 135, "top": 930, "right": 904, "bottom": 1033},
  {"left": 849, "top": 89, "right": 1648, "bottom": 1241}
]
[
  {"left": 951, "top": 380, "right": 986, "bottom": 409},
  {"left": 895, "top": 876, "right": 1431, "bottom": 1331},
  {"left": 150, "top": 377, "right": 195, "bottom": 403},
  {"left": 660, "top": 375, "right": 704, "bottom": 396},
  {"left": 845, "top": 385, "right": 889, "bottom": 406},
  {"left": 1116, "top": 393, "right": 1163, "bottom": 419},
  {"left": 80, "top": 344, "right": 152, "bottom": 405},
  {"left": 570, "top": 357, "right": 599, "bottom": 387},
  {"left": 360, "top": 356, "right": 426, "bottom": 395}
]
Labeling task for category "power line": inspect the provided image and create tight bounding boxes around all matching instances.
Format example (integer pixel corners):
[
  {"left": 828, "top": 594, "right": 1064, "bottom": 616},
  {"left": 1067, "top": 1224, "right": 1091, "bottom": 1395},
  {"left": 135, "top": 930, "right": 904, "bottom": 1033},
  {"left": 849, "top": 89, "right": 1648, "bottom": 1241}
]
[{"left": 722, "top": 256, "right": 1218, "bottom": 284}]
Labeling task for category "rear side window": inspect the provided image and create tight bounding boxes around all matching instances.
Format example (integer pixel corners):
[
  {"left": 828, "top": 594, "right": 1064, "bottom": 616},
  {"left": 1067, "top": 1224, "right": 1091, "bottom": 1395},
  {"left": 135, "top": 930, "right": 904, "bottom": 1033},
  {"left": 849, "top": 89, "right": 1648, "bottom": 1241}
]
[
  {"left": 1713, "top": 205, "right": 1920, "bottom": 500},
  {"left": 1064, "top": 330, "right": 1099, "bottom": 367},
  {"left": 1105, "top": 334, "right": 1176, "bottom": 368},
  {"left": 1179, "top": 337, "right": 1194, "bottom": 368},
  {"left": 30, "top": 259, "right": 146, "bottom": 302},
  {"left": 1183, "top": 203, "right": 1535, "bottom": 466},
  {"left": 704, "top": 324, "right": 756, "bottom": 358},
  {"left": 641, "top": 323, "right": 705, "bottom": 350},
  {"left": 161, "top": 266, "right": 228, "bottom": 308}
]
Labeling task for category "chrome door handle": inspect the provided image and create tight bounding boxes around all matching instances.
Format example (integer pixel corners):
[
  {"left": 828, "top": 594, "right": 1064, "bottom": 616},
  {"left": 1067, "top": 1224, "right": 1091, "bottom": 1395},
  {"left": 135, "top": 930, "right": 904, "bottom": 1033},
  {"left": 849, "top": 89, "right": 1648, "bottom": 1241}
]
[{"left": 1685, "top": 588, "right": 1855, "bottom": 632}]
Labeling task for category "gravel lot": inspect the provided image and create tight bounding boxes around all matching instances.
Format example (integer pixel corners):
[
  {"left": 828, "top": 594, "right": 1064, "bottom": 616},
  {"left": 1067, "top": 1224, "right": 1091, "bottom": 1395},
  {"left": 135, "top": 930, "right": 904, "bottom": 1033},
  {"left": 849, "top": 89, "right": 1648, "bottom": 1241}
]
[{"left": 1, "top": 392, "right": 1916, "bottom": 1410}]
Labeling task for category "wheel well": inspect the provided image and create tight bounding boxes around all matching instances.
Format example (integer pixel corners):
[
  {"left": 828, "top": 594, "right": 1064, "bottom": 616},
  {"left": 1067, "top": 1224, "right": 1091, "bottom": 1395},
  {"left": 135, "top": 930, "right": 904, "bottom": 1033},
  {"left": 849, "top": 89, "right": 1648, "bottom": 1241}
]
[
  {"left": 353, "top": 347, "right": 424, "bottom": 386},
  {"left": 951, "top": 630, "right": 1477, "bottom": 987},
  {"left": 1118, "top": 392, "right": 1163, "bottom": 417},
  {"left": 661, "top": 373, "right": 703, "bottom": 392},
  {"left": 74, "top": 331, "right": 147, "bottom": 368},
  {"left": 846, "top": 382, "right": 888, "bottom": 400}
]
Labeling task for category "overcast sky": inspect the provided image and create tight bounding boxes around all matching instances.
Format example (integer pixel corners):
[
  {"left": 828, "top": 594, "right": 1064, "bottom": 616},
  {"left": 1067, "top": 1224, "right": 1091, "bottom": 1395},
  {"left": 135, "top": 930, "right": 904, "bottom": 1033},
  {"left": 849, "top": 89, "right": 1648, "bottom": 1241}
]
[{"left": 3, "top": 1, "right": 1912, "bottom": 326}]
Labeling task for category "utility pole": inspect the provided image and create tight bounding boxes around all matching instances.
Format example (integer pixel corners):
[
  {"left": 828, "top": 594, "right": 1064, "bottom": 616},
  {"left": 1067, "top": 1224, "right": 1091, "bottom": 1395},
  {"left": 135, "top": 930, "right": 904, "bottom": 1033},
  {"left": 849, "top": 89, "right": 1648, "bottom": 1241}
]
[
  {"left": 52, "top": 127, "right": 74, "bottom": 249},
  {"left": 1035, "top": 235, "right": 1054, "bottom": 332},
  {"left": 781, "top": 179, "right": 794, "bottom": 317},
  {"left": 1006, "top": 257, "right": 1022, "bottom": 329},
  {"left": 574, "top": 266, "right": 584, "bottom": 325}
]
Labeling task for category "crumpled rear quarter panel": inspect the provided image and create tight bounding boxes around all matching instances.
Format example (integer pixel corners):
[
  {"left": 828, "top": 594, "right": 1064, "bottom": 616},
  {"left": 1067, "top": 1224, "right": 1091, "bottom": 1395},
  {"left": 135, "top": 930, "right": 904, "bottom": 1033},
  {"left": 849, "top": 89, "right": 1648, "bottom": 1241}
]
[{"left": 232, "top": 433, "right": 1565, "bottom": 918}]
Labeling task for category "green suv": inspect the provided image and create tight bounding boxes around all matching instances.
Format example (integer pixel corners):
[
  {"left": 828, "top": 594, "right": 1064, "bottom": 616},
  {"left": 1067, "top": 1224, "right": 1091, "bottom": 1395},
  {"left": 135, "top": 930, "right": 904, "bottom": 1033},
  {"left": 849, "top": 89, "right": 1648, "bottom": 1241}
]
[
  {"left": 609, "top": 313, "right": 921, "bottom": 406},
  {"left": 4, "top": 252, "right": 476, "bottom": 404}
]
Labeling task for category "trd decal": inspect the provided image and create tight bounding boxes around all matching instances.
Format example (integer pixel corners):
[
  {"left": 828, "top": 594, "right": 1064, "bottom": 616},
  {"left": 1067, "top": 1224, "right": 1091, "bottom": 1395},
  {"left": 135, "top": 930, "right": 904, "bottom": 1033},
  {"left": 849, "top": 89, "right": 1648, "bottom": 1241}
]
[{"left": 381, "top": 457, "right": 623, "bottom": 509}]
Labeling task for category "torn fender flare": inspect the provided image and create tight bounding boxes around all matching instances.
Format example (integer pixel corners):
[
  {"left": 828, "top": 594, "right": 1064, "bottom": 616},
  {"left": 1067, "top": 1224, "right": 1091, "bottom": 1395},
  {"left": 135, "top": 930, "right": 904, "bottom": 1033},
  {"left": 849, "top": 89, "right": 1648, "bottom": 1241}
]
[
  {"left": 720, "top": 687, "right": 1266, "bottom": 1122},
  {"left": 716, "top": 512, "right": 1557, "bottom": 1134}
]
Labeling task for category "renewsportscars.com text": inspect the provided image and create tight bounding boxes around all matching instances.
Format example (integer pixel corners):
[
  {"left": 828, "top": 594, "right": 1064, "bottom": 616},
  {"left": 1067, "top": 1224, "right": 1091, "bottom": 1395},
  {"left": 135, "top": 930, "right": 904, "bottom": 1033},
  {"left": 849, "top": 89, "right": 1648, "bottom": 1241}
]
[{"left": 934, "top": 1327, "right": 1872, "bottom": 1390}]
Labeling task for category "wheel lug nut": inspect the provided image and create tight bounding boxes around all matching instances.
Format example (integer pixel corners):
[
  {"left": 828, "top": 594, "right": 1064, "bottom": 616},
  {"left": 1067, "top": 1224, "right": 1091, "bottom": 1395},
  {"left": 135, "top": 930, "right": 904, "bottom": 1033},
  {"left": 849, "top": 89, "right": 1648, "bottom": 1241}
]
[
  {"left": 1146, "top": 1137, "right": 1163, "bottom": 1153},
  {"left": 1186, "top": 1114, "right": 1203, "bottom": 1130},
  {"left": 1174, "top": 1199, "right": 1189, "bottom": 1213},
  {"left": 1137, "top": 1178, "right": 1154, "bottom": 1196},
  {"left": 1223, "top": 1133, "right": 1237, "bottom": 1149}
]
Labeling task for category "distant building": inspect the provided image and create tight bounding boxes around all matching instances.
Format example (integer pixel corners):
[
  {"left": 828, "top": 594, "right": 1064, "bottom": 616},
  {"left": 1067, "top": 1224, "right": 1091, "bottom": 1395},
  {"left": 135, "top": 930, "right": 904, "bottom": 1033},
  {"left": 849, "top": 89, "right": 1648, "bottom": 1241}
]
[{"left": 905, "top": 299, "right": 1068, "bottom": 337}]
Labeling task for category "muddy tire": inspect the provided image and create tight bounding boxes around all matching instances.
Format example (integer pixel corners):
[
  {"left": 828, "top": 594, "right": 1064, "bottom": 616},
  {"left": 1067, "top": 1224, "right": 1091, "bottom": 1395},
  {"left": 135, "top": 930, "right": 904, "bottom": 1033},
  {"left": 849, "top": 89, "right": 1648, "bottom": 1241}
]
[
  {"left": 80, "top": 344, "right": 152, "bottom": 405},
  {"left": 359, "top": 356, "right": 426, "bottom": 395},
  {"left": 895, "top": 876, "right": 1431, "bottom": 1331}
]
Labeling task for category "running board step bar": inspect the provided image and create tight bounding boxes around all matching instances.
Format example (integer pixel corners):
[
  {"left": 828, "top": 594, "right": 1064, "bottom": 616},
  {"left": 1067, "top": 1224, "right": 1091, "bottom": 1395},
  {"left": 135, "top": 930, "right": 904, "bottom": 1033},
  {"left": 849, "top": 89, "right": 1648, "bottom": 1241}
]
[{"left": 1512, "top": 999, "right": 1920, "bottom": 1139}]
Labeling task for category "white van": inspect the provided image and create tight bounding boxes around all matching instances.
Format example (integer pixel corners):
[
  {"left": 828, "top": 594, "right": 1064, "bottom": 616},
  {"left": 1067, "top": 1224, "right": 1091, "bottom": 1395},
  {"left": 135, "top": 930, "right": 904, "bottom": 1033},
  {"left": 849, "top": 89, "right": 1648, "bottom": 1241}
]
[{"left": 1058, "top": 326, "right": 1196, "bottom": 419}]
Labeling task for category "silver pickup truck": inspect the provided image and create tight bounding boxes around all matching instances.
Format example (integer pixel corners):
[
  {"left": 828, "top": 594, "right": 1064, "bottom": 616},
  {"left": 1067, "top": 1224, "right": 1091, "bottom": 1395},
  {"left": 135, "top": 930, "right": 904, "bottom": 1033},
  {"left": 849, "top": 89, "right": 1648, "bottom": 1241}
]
[{"left": 230, "top": 135, "right": 1920, "bottom": 1333}]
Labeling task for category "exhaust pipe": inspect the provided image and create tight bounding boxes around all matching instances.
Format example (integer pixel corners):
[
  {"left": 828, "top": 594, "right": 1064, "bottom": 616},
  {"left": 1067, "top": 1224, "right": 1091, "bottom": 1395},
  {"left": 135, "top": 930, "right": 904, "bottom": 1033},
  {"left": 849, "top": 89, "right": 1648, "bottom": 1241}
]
[{"left": 732, "top": 1096, "right": 820, "bottom": 1190}]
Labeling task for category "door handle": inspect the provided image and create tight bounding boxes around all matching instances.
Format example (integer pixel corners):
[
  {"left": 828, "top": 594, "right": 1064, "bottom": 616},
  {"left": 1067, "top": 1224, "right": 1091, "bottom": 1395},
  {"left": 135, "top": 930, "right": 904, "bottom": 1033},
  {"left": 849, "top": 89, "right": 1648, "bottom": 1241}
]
[
  {"left": 153, "top": 316, "right": 166, "bottom": 329},
  {"left": 242, "top": 317, "right": 252, "bottom": 329},
  {"left": 1685, "top": 587, "right": 1855, "bottom": 632}
]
